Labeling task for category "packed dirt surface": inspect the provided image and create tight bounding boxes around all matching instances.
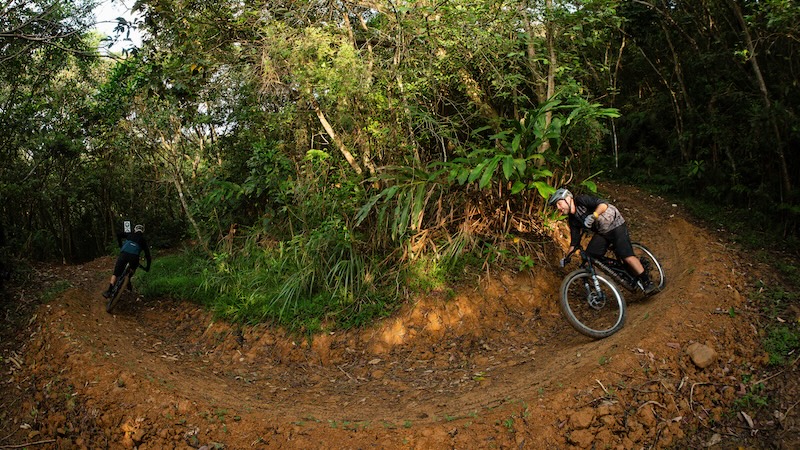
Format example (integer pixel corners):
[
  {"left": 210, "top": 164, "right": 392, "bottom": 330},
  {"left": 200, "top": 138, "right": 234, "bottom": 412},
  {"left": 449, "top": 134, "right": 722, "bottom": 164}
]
[{"left": 1, "top": 184, "right": 798, "bottom": 449}]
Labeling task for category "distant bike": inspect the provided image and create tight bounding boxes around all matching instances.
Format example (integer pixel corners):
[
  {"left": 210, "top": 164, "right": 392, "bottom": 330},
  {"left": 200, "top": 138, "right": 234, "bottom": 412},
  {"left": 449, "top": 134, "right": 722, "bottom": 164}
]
[
  {"left": 105, "top": 263, "right": 134, "bottom": 313},
  {"left": 559, "top": 241, "right": 665, "bottom": 339}
]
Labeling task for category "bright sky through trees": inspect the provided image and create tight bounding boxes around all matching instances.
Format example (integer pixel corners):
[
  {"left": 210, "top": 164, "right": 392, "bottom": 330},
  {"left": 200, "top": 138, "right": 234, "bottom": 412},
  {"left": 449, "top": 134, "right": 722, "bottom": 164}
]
[{"left": 93, "top": 0, "right": 142, "bottom": 54}]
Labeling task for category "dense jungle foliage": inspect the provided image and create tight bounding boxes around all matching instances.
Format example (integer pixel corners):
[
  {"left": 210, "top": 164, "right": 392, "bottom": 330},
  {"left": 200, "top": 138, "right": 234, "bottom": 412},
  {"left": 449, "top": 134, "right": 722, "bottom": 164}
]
[{"left": 1, "top": 0, "right": 798, "bottom": 328}]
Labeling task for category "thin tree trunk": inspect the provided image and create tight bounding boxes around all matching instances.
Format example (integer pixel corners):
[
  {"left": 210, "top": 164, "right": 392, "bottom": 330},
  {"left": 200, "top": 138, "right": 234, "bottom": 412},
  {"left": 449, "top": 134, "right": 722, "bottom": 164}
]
[
  {"left": 538, "top": 0, "right": 556, "bottom": 156},
  {"left": 660, "top": 22, "right": 691, "bottom": 161},
  {"left": 522, "top": 4, "right": 545, "bottom": 104},
  {"left": 729, "top": 0, "right": 792, "bottom": 195},
  {"left": 609, "top": 36, "right": 626, "bottom": 168},
  {"left": 171, "top": 174, "right": 208, "bottom": 254},
  {"left": 155, "top": 128, "right": 210, "bottom": 255},
  {"left": 310, "top": 98, "right": 364, "bottom": 176},
  {"left": 637, "top": 46, "right": 685, "bottom": 160}
]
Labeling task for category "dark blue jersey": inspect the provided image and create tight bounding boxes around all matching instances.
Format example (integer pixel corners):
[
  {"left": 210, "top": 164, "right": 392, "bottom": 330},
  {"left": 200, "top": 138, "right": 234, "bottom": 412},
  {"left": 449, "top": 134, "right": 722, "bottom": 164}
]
[{"left": 117, "top": 231, "right": 151, "bottom": 268}]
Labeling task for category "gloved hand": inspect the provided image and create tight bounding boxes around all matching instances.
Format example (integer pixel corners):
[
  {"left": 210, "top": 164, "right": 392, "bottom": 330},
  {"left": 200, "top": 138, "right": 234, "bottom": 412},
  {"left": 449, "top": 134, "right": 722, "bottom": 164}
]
[
  {"left": 584, "top": 214, "right": 596, "bottom": 228},
  {"left": 560, "top": 256, "right": 571, "bottom": 268}
]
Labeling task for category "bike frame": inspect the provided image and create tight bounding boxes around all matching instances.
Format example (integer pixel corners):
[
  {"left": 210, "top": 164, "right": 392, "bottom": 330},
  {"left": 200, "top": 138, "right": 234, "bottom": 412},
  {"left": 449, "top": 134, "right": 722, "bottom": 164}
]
[{"left": 566, "top": 245, "right": 639, "bottom": 293}]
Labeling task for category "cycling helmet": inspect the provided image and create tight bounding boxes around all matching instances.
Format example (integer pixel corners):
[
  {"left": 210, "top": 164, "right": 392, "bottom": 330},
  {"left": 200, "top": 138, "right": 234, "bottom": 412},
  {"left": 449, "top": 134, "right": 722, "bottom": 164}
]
[
  {"left": 547, "top": 188, "right": 573, "bottom": 206},
  {"left": 134, "top": 224, "right": 145, "bottom": 233}
]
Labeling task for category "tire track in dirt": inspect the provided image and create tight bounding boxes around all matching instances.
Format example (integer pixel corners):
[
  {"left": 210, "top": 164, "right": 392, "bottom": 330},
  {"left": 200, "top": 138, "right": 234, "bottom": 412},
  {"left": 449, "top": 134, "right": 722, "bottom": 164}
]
[{"left": 5, "top": 185, "right": 770, "bottom": 449}]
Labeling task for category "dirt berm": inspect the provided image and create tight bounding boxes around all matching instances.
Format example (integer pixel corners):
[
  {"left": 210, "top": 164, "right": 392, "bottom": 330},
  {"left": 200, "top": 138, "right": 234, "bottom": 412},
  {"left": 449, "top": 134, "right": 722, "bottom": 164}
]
[{"left": 1, "top": 184, "right": 797, "bottom": 449}]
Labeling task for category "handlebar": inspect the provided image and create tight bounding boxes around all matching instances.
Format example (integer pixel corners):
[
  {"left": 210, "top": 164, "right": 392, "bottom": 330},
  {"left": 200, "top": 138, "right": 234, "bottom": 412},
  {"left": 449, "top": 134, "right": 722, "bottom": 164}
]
[{"left": 560, "top": 245, "right": 590, "bottom": 268}]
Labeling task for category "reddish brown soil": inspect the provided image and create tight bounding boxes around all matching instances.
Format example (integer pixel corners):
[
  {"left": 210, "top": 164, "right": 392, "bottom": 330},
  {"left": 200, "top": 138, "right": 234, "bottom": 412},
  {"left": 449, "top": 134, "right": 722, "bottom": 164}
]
[{"left": 1, "top": 185, "right": 798, "bottom": 449}]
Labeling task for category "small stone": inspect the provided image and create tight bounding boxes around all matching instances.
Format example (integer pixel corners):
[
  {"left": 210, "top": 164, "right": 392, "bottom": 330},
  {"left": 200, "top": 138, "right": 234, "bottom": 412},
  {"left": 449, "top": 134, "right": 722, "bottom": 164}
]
[
  {"left": 568, "top": 428, "right": 595, "bottom": 448},
  {"left": 638, "top": 405, "right": 657, "bottom": 428},
  {"left": 569, "top": 408, "right": 595, "bottom": 429},
  {"left": 687, "top": 342, "right": 717, "bottom": 368},
  {"left": 132, "top": 429, "right": 146, "bottom": 444}
]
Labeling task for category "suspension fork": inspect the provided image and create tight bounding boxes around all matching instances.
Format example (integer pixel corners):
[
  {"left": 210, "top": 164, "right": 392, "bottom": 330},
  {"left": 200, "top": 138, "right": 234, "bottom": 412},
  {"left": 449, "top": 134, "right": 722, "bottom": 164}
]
[{"left": 581, "top": 256, "right": 605, "bottom": 300}]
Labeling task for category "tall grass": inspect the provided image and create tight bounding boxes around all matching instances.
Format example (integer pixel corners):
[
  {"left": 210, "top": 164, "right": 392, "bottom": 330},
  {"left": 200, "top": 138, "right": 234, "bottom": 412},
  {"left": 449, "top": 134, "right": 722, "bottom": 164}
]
[
  {"left": 136, "top": 251, "right": 215, "bottom": 304},
  {"left": 199, "top": 218, "right": 401, "bottom": 331}
]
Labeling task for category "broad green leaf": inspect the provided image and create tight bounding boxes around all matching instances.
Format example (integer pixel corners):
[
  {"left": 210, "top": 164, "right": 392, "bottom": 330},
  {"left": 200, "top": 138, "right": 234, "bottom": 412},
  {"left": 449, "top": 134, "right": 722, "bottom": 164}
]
[
  {"left": 411, "top": 183, "right": 425, "bottom": 230},
  {"left": 514, "top": 158, "right": 528, "bottom": 175},
  {"left": 457, "top": 168, "right": 470, "bottom": 185},
  {"left": 502, "top": 156, "right": 514, "bottom": 180},
  {"left": 511, "top": 134, "right": 521, "bottom": 153},
  {"left": 479, "top": 157, "right": 500, "bottom": 189},
  {"left": 532, "top": 181, "right": 553, "bottom": 198},
  {"left": 468, "top": 161, "right": 488, "bottom": 184}
]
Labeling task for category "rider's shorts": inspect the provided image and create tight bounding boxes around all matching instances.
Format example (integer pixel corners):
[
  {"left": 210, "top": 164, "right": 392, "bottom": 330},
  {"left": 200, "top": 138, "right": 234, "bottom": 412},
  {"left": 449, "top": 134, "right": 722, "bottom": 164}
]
[
  {"left": 586, "top": 223, "right": 635, "bottom": 259},
  {"left": 113, "top": 252, "right": 140, "bottom": 278}
]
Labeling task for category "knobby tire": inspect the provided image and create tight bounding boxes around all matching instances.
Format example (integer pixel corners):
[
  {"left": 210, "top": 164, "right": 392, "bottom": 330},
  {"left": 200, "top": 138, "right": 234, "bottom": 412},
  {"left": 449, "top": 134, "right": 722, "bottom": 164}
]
[
  {"left": 632, "top": 243, "right": 666, "bottom": 291},
  {"left": 560, "top": 270, "right": 626, "bottom": 339},
  {"left": 106, "top": 270, "right": 130, "bottom": 313}
]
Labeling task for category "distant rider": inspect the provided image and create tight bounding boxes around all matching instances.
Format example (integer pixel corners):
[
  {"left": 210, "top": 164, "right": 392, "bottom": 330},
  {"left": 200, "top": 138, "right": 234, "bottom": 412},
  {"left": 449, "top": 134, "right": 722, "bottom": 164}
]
[
  {"left": 548, "top": 188, "right": 657, "bottom": 296},
  {"left": 103, "top": 224, "right": 151, "bottom": 298}
]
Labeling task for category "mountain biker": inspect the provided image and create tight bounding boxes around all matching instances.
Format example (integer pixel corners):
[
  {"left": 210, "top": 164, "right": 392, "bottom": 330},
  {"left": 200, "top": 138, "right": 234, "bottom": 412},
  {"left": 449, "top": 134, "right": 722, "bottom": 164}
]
[
  {"left": 102, "top": 224, "right": 151, "bottom": 298},
  {"left": 548, "top": 188, "right": 657, "bottom": 296}
]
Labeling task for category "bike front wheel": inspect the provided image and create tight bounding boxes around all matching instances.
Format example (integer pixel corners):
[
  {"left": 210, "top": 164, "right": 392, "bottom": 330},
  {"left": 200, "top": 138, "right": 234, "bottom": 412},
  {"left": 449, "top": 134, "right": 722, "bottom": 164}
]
[
  {"left": 632, "top": 243, "right": 666, "bottom": 291},
  {"left": 560, "top": 270, "right": 626, "bottom": 339}
]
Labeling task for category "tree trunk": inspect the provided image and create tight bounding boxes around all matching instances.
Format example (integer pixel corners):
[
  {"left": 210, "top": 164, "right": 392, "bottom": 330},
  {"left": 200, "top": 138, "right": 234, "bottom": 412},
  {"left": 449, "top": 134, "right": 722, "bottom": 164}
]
[
  {"left": 171, "top": 174, "right": 208, "bottom": 255},
  {"left": 540, "top": 0, "right": 556, "bottom": 155},
  {"left": 609, "top": 36, "right": 626, "bottom": 168},
  {"left": 729, "top": 0, "right": 792, "bottom": 196},
  {"left": 522, "top": 3, "right": 545, "bottom": 104},
  {"left": 156, "top": 127, "right": 210, "bottom": 255},
  {"left": 310, "top": 98, "right": 364, "bottom": 176},
  {"left": 637, "top": 45, "right": 685, "bottom": 160}
]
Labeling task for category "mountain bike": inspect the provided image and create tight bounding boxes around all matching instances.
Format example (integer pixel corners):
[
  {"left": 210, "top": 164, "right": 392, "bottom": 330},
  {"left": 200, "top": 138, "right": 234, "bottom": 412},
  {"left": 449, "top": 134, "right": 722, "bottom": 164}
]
[
  {"left": 559, "top": 242, "right": 665, "bottom": 339},
  {"left": 105, "top": 263, "right": 133, "bottom": 313}
]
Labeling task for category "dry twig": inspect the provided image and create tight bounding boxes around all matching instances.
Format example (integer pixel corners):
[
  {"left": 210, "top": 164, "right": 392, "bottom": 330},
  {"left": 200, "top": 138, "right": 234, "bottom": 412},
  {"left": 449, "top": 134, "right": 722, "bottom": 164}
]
[
  {"left": 690, "top": 382, "right": 713, "bottom": 419},
  {"left": 0, "top": 440, "right": 57, "bottom": 449}
]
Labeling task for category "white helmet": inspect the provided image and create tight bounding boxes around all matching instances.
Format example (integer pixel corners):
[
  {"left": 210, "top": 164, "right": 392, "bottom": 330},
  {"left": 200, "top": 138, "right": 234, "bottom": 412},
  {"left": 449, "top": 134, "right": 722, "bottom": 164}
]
[
  {"left": 547, "top": 188, "right": 573, "bottom": 206},
  {"left": 134, "top": 224, "right": 145, "bottom": 233}
]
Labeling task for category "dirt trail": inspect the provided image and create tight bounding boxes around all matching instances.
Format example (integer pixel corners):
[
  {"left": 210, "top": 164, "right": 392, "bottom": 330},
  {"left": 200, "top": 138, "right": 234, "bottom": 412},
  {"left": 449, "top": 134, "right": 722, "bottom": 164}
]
[{"left": 1, "top": 185, "right": 797, "bottom": 449}]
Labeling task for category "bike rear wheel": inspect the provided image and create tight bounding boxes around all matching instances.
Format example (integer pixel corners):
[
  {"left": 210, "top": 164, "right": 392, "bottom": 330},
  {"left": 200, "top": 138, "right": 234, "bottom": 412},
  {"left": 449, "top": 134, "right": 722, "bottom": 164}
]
[
  {"left": 632, "top": 243, "right": 666, "bottom": 291},
  {"left": 106, "top": 270, "right": 130, "bottom": 313},
  {"left": 560, "top": 270, "right": 626, "bottom": 339}
]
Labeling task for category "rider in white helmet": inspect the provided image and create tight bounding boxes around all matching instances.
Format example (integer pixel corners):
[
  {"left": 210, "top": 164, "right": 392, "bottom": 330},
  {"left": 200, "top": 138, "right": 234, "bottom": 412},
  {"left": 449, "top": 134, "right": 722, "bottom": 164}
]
[
  {"left": 102, "top": 224, "right": 151, "bottom": 298},
  {"left": 548, "top": 188, "right": 657, "bottom": 295}
]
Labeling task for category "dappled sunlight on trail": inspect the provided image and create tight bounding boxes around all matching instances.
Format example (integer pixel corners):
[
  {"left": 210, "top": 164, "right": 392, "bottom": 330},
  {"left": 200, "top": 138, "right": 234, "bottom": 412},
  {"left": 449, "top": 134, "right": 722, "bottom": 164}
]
[{"left": 2, "top": 185, "right": 789, "bottom": 449}]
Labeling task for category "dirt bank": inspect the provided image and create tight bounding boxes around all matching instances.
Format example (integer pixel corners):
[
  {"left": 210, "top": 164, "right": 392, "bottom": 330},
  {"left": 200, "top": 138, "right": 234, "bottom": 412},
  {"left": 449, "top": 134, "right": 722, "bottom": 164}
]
[{"left": 1, "top": 185, "right": 797, "bottom": 449}]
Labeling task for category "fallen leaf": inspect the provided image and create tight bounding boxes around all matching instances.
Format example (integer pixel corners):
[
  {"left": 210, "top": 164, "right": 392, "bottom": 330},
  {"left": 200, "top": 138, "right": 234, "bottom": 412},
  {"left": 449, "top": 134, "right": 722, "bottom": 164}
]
[
  {"left": 705, "top": 433, "right": 722, "bottom": 447},
  {"left": 740, "top": 411, "right": 755, "bottom": 429}
]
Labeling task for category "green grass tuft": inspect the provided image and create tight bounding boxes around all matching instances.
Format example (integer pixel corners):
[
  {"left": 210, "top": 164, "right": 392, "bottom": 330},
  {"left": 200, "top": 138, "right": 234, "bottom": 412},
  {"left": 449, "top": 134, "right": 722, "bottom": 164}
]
[
  {"left": 40, "top": 280, "right": 72, "bottom": 303},
  {"left": 137, "top": 251, "right": 214, "bottom": 304},
  {"left": 764, "top": 325, "right": 800, "bottom": 366}
]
